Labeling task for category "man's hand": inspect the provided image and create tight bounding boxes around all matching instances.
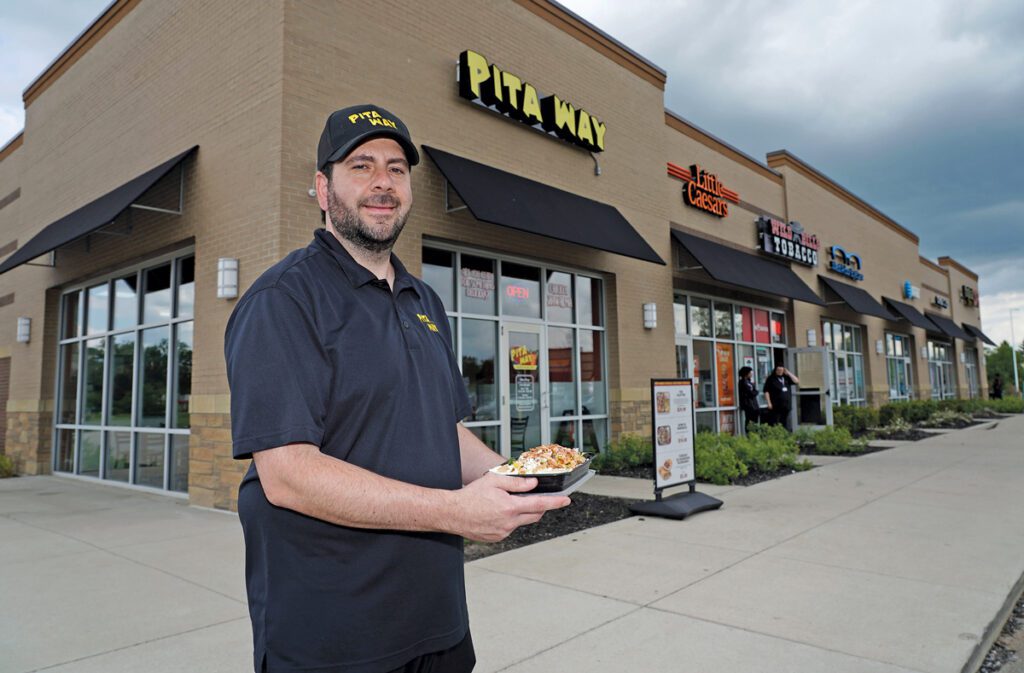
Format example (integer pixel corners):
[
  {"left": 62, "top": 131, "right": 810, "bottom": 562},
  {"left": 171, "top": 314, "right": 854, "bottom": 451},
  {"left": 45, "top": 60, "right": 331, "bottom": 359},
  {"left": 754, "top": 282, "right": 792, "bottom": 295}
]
[{"left": 451, "top": 471, "right": 570, "bottom": 542}]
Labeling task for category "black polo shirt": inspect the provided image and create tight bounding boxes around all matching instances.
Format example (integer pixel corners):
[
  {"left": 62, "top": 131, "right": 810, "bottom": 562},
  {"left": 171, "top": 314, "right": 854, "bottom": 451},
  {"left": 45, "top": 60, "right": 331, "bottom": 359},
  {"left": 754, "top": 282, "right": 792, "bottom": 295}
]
[
  {"left": 763, "top": 373, "right": 796, "bottom": 409},
  {"left": 225, "top": 228, "right": 472, "bottom": 673}
]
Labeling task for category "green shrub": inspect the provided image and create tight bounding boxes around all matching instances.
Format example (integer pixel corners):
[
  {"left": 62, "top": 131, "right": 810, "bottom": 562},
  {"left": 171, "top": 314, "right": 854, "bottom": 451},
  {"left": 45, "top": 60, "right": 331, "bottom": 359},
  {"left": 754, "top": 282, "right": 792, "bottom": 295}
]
[
  {"left": 792, "top": 427, "right": 817, "bottom": 450},
  {"left": 873, "top": 416, "right": 914, "bottom": 438},
  {"left": 694, "top": 431, "right": 747, "bottom": 485},
  {"left": 743, "top": 426, "right": 803, "bottom": 471},
  {"left": 592, "top": 432, "right": 652, "bottom": 472},
  {"left": 806, "top": 426, "right": 856, "bottom": 455},
  {"left": 832, "top": 405, "right": 879, "bottom": 435},
  {"left": 990, "top": 398, "right": 1024, "bottom": 414},
  {"left": 0, "top": 454, "right": 15, "bottom": 478},
  {"left": 880, "top": 400, "right": 938, "bottom": 425},
  {"left": 921, "top": 409, "right": 972, "bottom": 428}
]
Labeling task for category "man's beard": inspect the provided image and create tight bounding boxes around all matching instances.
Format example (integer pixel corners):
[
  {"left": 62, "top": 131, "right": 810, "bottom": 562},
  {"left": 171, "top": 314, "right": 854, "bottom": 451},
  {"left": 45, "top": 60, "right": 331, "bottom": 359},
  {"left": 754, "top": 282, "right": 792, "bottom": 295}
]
[{"left": 327, "top": 190, "right": 409, "bottom": 255}]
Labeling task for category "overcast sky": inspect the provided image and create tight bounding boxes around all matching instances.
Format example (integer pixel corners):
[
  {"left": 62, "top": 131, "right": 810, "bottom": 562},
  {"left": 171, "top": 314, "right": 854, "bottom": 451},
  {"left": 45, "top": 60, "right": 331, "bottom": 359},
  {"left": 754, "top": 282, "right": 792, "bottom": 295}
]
[{"left": 2, "top": 1, "right": 1022, "bottom": 345}]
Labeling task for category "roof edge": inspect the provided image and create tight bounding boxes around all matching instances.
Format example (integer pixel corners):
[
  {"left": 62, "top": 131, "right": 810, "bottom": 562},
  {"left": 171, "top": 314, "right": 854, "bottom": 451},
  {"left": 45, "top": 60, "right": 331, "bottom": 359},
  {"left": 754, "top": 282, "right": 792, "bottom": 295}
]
[
  {"left": 0, "top": 132, "right": 23, "bottom": 163},
  {"left": 919, "top": 256, "right": 949, "bottom": 276},
  {"left": 23, "top": 0, "right": 139, "bottom": 107},
  {"left": 766, "top": 149, "right": 920, "bottom": 245},
  {"left": 514, "top": 0, "right": 667, "bottom": 90},
  {"left": 665, "top": 110, "right": 783, "bottom": 184},
  {"left": 937, "top": 256, "right": 979, "bottom": 281}
]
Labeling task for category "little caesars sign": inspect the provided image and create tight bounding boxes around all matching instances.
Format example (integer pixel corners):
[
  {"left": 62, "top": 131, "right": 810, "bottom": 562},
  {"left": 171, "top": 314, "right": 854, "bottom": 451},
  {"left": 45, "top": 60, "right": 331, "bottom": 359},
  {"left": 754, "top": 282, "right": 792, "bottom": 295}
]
[{"left": 457, "top": 50, "right": 607, "bottom": 152}]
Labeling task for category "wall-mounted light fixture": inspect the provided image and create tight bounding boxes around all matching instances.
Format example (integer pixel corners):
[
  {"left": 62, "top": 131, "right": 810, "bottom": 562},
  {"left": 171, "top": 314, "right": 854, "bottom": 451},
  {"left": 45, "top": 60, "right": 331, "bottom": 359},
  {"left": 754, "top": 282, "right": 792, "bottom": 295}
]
[
  {"left": 16, "top": 317, "right": 30, "bottom": 343},
  {"left": 875, "top": 339, "right": 884, "bottom": 355},
  {"left": 643, "top": 302, "right": 657, "bottom": 330},
  {"left": 217, "top": 258, "right": 239, "bottom": 299}
]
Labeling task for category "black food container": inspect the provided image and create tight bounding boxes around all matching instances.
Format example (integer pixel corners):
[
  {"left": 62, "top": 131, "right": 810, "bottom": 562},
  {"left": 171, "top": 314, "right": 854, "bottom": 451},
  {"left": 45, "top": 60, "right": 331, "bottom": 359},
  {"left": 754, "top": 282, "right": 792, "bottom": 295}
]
[{"left": 493, "top": 456, "right": 593, "bottom": 493}]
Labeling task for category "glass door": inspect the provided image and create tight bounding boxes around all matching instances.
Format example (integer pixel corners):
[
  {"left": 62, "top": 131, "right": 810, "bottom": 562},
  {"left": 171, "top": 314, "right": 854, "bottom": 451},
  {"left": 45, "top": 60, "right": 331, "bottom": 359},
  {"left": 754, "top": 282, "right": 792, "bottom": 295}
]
[
  {"left": 788, "top": 347, "right": 832, "bottom": 427},
  {"left": 501, "top": 323, "right": 546, "bottom": 456},
  {"left": 965, "top": 349, "right": 980, "bottom": 399}
]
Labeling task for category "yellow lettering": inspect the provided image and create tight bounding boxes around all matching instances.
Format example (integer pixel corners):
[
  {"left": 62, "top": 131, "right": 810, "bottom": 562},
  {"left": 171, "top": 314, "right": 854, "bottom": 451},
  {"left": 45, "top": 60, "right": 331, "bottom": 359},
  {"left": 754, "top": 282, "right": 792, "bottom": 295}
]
[
  {"left": 501, "top": 71, "right": 522, "bottom": 110},
  {"left": 490, "top": 64, "right": 504, "bottom": 103},
  {"left": 591, "top": 118, "right": 606, "bottom": 150},
  {"left": 459, "top": 50, "right": 490, "bottom": 99},
  {"left": 541, "top": 95, "right": 575, "bottom": 138},
  {"left": 348, "top": 114, "right": 359, "bottom": 124},
  {"left": 521, "top": 83, "right": 542, "bottom": 124},
  {"left": 575, "top": 110, "right": 593, "bottom": 147}
]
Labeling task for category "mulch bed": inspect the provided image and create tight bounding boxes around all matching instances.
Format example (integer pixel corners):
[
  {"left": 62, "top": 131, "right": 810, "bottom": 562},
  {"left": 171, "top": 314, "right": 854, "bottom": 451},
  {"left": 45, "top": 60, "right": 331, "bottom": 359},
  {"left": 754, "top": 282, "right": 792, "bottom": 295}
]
[
  {"left": 463, "top": 492, "right": 636, "bottom": 562},
  {"left": 869, "top": 429, "right": 932, "bottom": 441},
  {"left": 919, "top": 419, "right": 984, "bottom": 430}
]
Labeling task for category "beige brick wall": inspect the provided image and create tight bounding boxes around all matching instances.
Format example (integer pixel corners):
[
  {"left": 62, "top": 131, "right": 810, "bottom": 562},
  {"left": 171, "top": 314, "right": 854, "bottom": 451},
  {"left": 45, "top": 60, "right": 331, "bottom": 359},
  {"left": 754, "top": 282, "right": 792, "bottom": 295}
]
[{"left": 0, "top": 0, "right": 287, "bottom": 496}]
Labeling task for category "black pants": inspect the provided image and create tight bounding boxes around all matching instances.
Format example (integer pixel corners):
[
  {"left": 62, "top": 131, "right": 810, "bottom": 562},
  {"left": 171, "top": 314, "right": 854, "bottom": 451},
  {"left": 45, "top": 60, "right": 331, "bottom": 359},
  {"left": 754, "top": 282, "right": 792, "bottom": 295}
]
[
  {"left": 386, "top": 631, "right": 476, "bottom": 673},
  {"left": 769, "top": 406, "right": 792, "bottom": 431},
  {"left": 743, "top": 407, "right": 762, "bottom": 433}
]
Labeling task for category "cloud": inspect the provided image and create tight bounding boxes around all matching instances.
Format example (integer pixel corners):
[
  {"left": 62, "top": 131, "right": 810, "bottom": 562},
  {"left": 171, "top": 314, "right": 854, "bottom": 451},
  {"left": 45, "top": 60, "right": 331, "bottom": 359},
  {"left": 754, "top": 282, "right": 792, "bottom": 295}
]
[
  {"left": 562, "top": 0, "right": 1023, "bottom": 321},
  {"left": 979, "top": 288, "right": 1024, "bottom": 348},
  {"left": 0, "top": 1, "right": 111, "bottom": 144}
]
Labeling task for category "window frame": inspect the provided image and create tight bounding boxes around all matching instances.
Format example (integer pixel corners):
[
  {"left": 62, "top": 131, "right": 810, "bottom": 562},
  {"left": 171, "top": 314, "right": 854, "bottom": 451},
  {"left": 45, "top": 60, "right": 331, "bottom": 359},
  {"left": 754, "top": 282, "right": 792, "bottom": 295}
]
[{"left": 52, "top": 247, "right": 195, "bottom": 494}]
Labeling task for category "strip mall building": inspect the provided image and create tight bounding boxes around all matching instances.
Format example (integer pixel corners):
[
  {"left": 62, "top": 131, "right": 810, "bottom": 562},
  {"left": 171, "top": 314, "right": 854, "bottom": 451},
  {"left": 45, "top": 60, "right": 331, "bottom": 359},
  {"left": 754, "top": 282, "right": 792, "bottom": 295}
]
[{"left": 0, "top": 0, "right": 992, "bottom": 509}]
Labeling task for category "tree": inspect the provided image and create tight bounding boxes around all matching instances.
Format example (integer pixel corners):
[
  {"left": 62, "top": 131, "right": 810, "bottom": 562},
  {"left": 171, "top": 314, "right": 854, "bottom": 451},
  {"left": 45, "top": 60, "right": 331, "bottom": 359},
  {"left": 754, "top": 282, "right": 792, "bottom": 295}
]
[{"left": 985, "top": 341, "right": 1024, "bottom": 396}]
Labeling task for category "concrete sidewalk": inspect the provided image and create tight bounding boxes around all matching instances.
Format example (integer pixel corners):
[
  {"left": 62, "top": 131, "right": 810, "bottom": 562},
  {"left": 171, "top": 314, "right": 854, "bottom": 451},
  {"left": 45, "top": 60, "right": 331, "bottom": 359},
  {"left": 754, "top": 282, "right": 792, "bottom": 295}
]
[{"left": 2, "top": 416, "right": 1023, "bottom": 673}]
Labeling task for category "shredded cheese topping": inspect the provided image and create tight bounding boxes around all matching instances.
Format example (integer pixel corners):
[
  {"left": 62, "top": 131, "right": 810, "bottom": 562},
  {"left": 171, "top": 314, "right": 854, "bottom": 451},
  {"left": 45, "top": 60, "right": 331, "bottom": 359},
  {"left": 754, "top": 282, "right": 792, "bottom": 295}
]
[{"left": 492, "top": 444, "right": 587, "bottom": 475}]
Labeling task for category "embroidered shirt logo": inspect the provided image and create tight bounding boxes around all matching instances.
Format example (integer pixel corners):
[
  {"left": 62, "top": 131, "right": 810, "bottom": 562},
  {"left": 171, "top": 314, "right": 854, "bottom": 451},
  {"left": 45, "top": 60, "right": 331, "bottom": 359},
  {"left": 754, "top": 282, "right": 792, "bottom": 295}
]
[{"left": 417, "top": 313, "right": 440, "bottom": 333}]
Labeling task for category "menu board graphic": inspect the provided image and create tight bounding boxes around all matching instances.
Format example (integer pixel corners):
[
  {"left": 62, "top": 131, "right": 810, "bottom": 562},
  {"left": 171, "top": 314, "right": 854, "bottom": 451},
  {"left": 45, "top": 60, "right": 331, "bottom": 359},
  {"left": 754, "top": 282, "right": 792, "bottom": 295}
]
[{"left": 652, "top": 379, "right": 696, "bottom": 489}]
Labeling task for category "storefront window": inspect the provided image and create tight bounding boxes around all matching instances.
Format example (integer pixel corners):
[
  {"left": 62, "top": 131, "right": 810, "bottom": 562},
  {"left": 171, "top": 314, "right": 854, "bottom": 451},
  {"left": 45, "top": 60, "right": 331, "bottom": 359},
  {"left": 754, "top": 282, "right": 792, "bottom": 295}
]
[
  {"left": 928, "top": 340, "right": 956, "bottom": 400},
  {"left": 823, "top": 320, "right": 866, "bottom": 406},
  {"left": 463, "top": 319, "right": 498, "bottom": 421},
  {"left": 753, "top": 309, "right": 770, "bottom": 344},
  {"left": 548, "top": 327, "right": 576, "bottom": 416},
  {"left": 886, "top": 333, "right": 912, "bottom": 401},
  {"left": 577, "top": 276, "right": 602, "bottom": 326},
  {"left": 112, "top": 275, "right": 138, "bottom": 330},
  {"left": 142, "top": 264, "right": 172, "bottom": 325},
  {"left": 86, "top": 284, "right": 108, "bottom": 335},
  {"left": 422, "top": 248, "right": 455, "bottom": 313},
  {"left": 460, "top": 254, "right": 496, "bottom": 316},
  {"left": 690, "top": 297, "right": 712, "bottom": 337},
  {"left": 173, "top": 322, "right": 193, "bottom": 429},
  {"left": 423, "top": 246, "right": 607, "bottom": 454},
  {"left": 177, "top": 257, "right": 195, "bottom": 319},
  {"left": 501, "top": 262, "right": 541, "bottom": 319},
  {"left": 105, "top": 430, "right": 130, "bottom": 482},
  {"left": 55, "top": 252, "right": 194, "bottom": 492},
  {"left": 674, "top": 302, "right": 687, "bottom": 336},
  {"left": 771, "top": 312, "right": 785, "bottom": 344},
  {"left": 714, "top": 303, "right": 733, "bottom": 339},
  {"left": 675, "top": 295, "right": 788, "bottom": 434},
  {"left": 580, "top": 329, "right": 606, "bottom": 416},
  {"left": 62, "top": 290, "right": 82, "bottom": 339},
  {"left": 107, "top": 334, "right": 135, "bottom": 426},
  {"left": 965, "top": 348, "right": 980, "bottom": 399},
  {"left": 692, "top": 339, "right": 715, "bottom": 408},
  {"left": 545, "top": 271, "right": 574, "bottom": 324}
]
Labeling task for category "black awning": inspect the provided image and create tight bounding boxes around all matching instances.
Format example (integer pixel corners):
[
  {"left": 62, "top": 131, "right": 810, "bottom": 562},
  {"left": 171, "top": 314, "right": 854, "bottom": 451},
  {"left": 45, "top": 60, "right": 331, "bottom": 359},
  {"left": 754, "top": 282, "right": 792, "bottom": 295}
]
[
  {"left": 422, "top": 146, "right": 663, "bottom": 265},
  {"left": 882, "top": 297, "right": 937, "bottom": 331},
  {"left": 963, "top": 323, "right": 997, "bottom": 346},
  {"left": 925, "top": 313, "right": 972, "bottom": 341},
  {"left": 0, "top": 147, "right": 197, "bottom": 275},
  {"left": 819, "top": 276, "right": 895, "bottom": 320},
  {"left": 671, "top": 229, "right": 824, "bottom": 305}
]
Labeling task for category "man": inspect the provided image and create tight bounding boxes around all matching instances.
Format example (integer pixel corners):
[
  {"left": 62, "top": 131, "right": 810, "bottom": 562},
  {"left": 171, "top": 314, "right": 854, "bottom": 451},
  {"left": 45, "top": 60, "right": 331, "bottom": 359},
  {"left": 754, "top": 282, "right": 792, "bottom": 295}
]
[
  {"left": 225, "top": 104, "right": 569, "bottom": 673},
  {"left": 991, "top": 373, "right": 1003, "bottom": 399},
  {"left": 763, "top": 364, "right": 799, "bottom": 431}
]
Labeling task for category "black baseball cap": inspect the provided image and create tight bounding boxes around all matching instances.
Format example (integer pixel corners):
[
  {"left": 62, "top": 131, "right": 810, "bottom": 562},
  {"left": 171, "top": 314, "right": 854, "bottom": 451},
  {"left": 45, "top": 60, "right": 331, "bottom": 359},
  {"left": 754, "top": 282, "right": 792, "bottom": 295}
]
[{"left": 317, "top": 104, "right": 419, "bottom": 171}]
